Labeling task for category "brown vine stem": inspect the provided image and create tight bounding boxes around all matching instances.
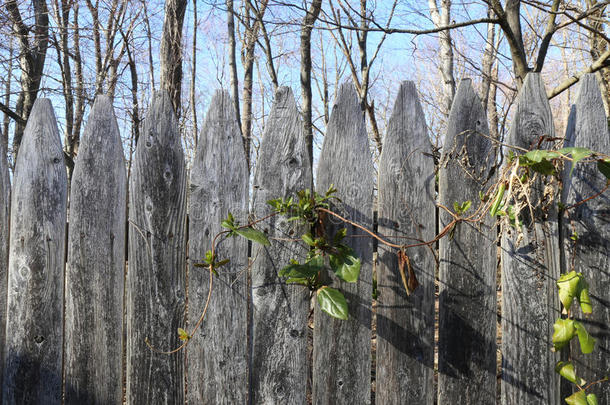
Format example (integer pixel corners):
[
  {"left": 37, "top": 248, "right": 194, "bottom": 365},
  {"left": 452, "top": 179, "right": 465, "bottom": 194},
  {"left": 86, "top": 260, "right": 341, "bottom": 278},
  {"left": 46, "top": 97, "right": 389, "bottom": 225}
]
[
  {"left": 316, "top": 207, "right": 462, "bottom": 250},
  {"left": 583, "top": 376, "right": 609, "bottom": 391},
  {"left": 146, "top": 212, "right": 280, "bottom": 354},
  {"left": 564, "top": 182, "right": 609, "bottom": 212}
]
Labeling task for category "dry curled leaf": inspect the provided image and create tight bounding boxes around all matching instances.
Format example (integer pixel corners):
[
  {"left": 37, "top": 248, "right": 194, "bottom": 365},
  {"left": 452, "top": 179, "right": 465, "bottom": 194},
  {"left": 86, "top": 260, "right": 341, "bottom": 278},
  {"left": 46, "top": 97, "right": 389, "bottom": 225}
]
[{"left": 398, "top": 250, "right": 419, "bottom": 295}]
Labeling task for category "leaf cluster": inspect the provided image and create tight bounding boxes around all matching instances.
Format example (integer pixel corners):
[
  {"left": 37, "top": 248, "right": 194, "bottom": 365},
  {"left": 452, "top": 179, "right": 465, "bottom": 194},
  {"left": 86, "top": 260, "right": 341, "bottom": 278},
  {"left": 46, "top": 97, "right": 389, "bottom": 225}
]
[
  {"left": 267, "top": 185, "right": 338, "bottom": 225},
  {"left": 552, "top": 271, "right": 600, "bottom": 404},
  {"left": 268, "top": 186, "right": 361, "bottom": 320}
]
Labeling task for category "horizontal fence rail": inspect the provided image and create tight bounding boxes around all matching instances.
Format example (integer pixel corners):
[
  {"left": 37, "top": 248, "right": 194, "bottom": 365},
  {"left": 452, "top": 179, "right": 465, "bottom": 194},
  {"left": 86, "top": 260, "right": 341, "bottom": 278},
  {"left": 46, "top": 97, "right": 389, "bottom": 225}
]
[{"left": 0, "top": 73, "right": 607, "bottom": 404}]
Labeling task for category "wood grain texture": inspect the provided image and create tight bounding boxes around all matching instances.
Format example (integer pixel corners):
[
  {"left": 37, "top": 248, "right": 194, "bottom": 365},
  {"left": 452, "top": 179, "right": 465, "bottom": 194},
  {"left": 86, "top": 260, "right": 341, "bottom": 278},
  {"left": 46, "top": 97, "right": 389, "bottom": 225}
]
[
  {"left": 187, "top": 90, "right": 249, "bottom": 404},
  {"left": 437, "top": 79, "right": 497, "bottom": 404},
  {"left": 127, "top": 91, "right": 186, "bottom": 405},
  {"left": 2, "top": 99, "right": 67, "bottom": 404},
  {"left": 501, "top": 73, "right": 560, "bottom": 404},
  {"left": 313, "top": 82, "right": 374, "bottom": 405},
  {"left": 562, "top": 74, "right": 609, "bottom": 403},
  {"left": 64, "top": 95, "right": 126, "bottom": 404},
  {"left": 250, "top": 87, "right": 312, "bottom": 404},
  {"left": 376, "top": 81, "right": 436, "bottom": 404},
  {"left": 0, "top": 111, "right": 10, "bottom": 396}
]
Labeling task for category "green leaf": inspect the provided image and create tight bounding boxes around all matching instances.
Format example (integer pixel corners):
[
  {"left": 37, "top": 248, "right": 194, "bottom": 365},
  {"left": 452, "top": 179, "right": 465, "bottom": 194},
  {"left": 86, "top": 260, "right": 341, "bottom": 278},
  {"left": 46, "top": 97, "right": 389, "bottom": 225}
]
[
  {"left": 302, "top": 233, "right": 315, "bottom": 246},
  {"left": 453, "top": 200, "right": 472, "bottom": 215},
  {"left": 565, "top": 390, "right": 588, "bottom": 405},
  {"left": 490, "top": 183, "right": 506, "bottom": 217},
  {"left": 558, "top": 271, "right": 581, "bottom": 312},
  {"left": 559, "top": 147, "right": 592, "bottom": 160},
  {"left": 559, "top": 147, "right": 593, "bottom": 175},
  {"left": 557, "top": 272, "right": 593, "bottom": 314},
  {"left": 215, "top": 258, "right": 230, "bottom": 269},
  {"left": 178, "top": 328, "right": 190, "bottom": 341},
  {"left": 521, "top": 149, "right": 561, "bottom": 163},
  {"left": 553, "top": 318, "right": 576, "bottom": 351},
  {"left": 597, "top": 159, "right": 610, "bottom": 180},
  {"left": 285, "top": 277, "right": 310, "bottom": 286},
  {"left": 329, "top": 245, "right": 361, "bottom": 283},
  {"left": 333, "top": 228, "right": 347, "bottom": 244},
  {"left": 578, "top": 278, "right": 592, "bottom": 314},
  {"left": 279, "top": 255, "right": 324, "bottom": 279},
  {"left": 586, "top": 393, "right": 598, "bottom": 405},
  {"left": 519, "top": 150, "right": 558, "bottom": 175},
  {"left": 204, "top": 250, "right": 214, "bottom": 264},
  {"left": 531, "top": 160, "right": 556, "bottom": 175},
  {"left": 574, "top": 321, "right": 595, "bottom": 354},
  {"left": 555, "top": 361, "right": 586, "bottom": 386},
  {"left": 461, "top": 200, "right": 472, "bottom": 213},
  {"left": 317, "top": 287, "right": 349, "bottom": 320},
  {"left": 235, "top": 227, "right": 270, "bottom": 246}
]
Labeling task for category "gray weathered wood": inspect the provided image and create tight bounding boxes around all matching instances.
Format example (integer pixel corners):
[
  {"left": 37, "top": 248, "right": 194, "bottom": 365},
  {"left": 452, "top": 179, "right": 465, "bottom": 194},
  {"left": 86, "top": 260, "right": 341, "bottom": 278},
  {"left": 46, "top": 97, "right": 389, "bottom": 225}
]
[
  {"left": 562, "top": 74, "right": 609, "bottom": 403},
  {"left": 313, "top": 82, "right": 374, "bottom": 405},
  {"left": 2, "top": 99, "right": 67, "bottom": 404},
  {"left": 251, "top": 87, "right": 312, "bottom": 404},
  {"left": 127, "top": 91, "right": 186, "bottom": 405},
  {"left": 187, "top": 90, "right": 249, "bottom": 404},
  {"left": 376, "top": 81, "right": 436, "bottom": 404},
  {"left": 437, "top": 79, "right": 497, "bottom": 403},
  {"left": 64, "top": 95, "right": 126, "bottom": 404},
  {"left": 0, "top": 112, "right": 10, "bottom": 396},
  {"left": 501, "top": 73, "right": 560, "bottom": 404}
]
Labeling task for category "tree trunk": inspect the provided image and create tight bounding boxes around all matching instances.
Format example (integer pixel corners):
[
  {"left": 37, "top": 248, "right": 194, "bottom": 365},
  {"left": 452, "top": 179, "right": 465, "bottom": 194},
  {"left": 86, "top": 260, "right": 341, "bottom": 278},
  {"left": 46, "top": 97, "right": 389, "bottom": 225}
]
[
  {"left": 2, "top": 38, "right": 13, "bottom": 159},
  {"left": 7, "top": 0, "right": 50, "bottom": 161},
  {"left": 241, "top": 0, "right": 269, "bottom": 172},
  {"left": 190, "top": 0, "right": 198, "bottom": 145},
  {"left": 300, "top": 0, "right": 323, "bottom": 168},
  {"left": 429, "top": 0, "right": 456, "bottom": 118},
  {"left": 227, "top": 0, "right": 241, "bottom": 135},
  {"left": 586, "top": 0, "right": 610, "bottom": 122},
  {"left": 52, "top": 0, "right": 75, "bottom": 180},
  {"left": 159, "top": 0, "right": 188, "bottom": 116},
  {"left": 72, "top": 1, "right": 84, "bottom": 157}
]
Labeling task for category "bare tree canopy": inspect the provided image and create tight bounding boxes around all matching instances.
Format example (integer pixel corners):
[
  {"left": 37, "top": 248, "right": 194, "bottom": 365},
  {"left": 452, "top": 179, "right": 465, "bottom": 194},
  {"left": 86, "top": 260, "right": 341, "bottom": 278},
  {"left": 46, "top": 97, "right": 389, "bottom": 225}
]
[{"left": 0, "top": 0, "right": 607, "bottom": 167}]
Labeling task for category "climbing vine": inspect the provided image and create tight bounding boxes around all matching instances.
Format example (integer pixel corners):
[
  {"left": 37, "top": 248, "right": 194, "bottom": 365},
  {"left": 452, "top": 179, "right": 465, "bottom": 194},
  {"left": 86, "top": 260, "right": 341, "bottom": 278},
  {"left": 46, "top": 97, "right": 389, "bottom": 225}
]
[{"left": 148, "top": 143, "right": 610, "bottom": 404}]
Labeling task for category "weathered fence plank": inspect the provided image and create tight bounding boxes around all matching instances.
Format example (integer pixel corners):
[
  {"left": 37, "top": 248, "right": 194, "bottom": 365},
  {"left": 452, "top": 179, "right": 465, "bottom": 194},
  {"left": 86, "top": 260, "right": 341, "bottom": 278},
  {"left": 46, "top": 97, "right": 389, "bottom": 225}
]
[
  {"left": 562, "top": 73, "right": 609, "bottom": 403},
  {"left": 313, "top": 82, "right": 374, "bottom": 405},
  {"left": 2, "top": 99, "right": 67, "bottom": 404},
  {"left": 0, "top": 111, "right": 9, "bottom": 394},
  {"left": 251, "top": 87, "right": 312, "bottom": 404},
  {"left": 501, "top": 73, "right": 560, "bottom": 404},
  {"left": 438, "top": 79, "right": 497, "bottom": 403},
  {"left": 187, "top": 90, "right": 249, "bottom": 404},
  {"left": 127, "top": 91, "right": 186, "bottom": 404},
  {"left": 376, "top": 81, "right": 436, "bottom": 404},
  {"left": 64, "top": 96, "right": 126, "bottom": 404}
]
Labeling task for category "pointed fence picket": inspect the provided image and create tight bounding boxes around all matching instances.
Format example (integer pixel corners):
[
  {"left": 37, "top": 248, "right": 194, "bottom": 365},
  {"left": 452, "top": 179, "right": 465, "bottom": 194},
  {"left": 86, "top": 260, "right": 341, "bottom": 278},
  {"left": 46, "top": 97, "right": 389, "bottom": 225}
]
[
  {"left": 187, "top": 90, "right": 249, "bottom": 404},
  {"left": 437, "top": 79, "right": 497, "bottom": 403},
  {"left": 313, "top": 82, "right": 375, "bottom": 405},
  {"left": 64, "top": 95, "right": 126, "bottom": 405},
  {"left": 3, "top": 99, "right": 67, "bottom": 404},
  {"left": 0, "top": 74, "right": 607, "bottom": 405},
  {"left": 376, "top": 81, "right": 435, "bottom": 404},
  {"left": 501, "top": 73, "right": 561, "bottom": 404},
  {"left": 250, "top": 86, "right": 312, "bottom": 404},
  {"left": 562, "top": 73, "right": 609, "bottom": 404},
  {"left": 127, "top": 91, "right": 187, "bottom": 405},
  {"left": 0, "top": 108, "right": 9, "bottom": 394}
]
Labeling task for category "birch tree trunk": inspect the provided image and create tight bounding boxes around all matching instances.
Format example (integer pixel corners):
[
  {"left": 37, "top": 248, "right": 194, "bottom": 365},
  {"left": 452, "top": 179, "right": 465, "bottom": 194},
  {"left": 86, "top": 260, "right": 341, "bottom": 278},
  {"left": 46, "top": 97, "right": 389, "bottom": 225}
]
[{"left": 429, "top": 0, "right": 455, "bottom": 118}]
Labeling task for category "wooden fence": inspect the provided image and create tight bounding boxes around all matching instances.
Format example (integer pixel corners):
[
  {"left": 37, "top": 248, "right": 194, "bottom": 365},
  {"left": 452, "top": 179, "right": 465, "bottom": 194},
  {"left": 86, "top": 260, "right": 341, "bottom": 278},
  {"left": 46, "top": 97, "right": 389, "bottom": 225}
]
[{"left": 0, "top": 73, "right": 607, "bottom": 404}]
